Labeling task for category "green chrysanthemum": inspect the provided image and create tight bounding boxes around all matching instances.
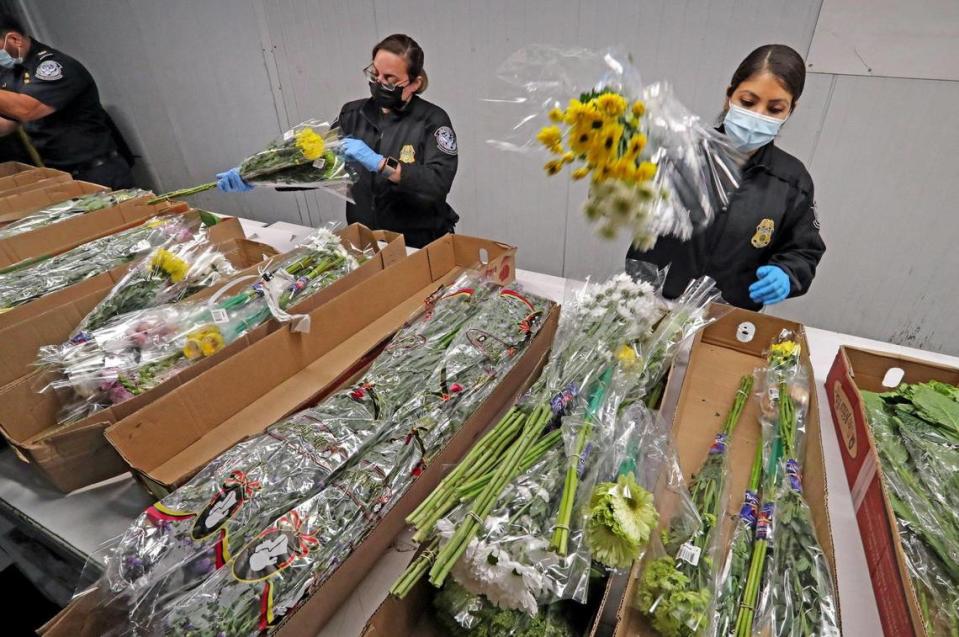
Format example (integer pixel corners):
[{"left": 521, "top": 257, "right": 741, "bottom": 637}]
[
  {"left": 585, "top": 472, "right": 658, "bottom": 568},
  {"left": 635, "top": 557, "right": 710, "bottom": 637}
]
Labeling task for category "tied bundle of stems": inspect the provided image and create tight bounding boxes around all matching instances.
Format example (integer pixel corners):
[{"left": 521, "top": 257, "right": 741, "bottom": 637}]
[
  {"left": 150, "top": 121, "right": 350, "bottom": 202},
  {"left": 634, "top": 375, "right": 753, "bottom": 636},
  {"left": 713, "top": 441, "right": 763, "bottom": 636}
]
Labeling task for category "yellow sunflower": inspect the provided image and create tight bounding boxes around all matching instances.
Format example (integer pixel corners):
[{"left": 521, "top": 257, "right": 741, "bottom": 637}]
[{"left": 593, "top": 93, "right": 627, "bottom": 119}]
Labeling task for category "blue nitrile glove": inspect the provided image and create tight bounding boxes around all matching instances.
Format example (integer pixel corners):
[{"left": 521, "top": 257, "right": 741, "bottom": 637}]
[
  {"left": 749, "top": 265, "right": 791, "bottom": 305},
  {"left": 216, "top": 167, "right": 254, "bottom": 193},
  {"left": 341, "top": 137, "right": 384, "bottom": 173}
]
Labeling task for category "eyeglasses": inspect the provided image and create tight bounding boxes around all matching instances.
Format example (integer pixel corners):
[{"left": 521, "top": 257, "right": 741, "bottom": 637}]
[{"left": 363, "top": 63, "right": 408, "bottom": 91}]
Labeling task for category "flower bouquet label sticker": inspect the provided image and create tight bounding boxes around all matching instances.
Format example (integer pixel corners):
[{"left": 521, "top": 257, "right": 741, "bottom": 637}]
[
  {"left": 232, "top": 511, "right": 317, "bottom": 583},
  {"left": 191, "top": 475, "right": 253, "bottom": 540},
  {"left": 210, "top": 308, "right": 229, "bottom": 324},
  {"left": 677, "top": 542, "right": 702, "bottom": 566}
]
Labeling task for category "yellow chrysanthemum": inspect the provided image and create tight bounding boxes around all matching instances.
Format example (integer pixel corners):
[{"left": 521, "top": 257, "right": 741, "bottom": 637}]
[
  {"left": 151, "top": 249, "right": 190, "bottom": 283},
  {"left": 593, "top": 93, "right": 627, "bottom": 119},
  {"left": 636, "top": 161, "right": 657, "bottom": 182},
  {"left": 568, "top": 126, "right": 594, "bottom": 155},
  {"left": 572, "top": 166, "right": 591, "bottom": 181},
  {"left": 182, "top": 337, "right": 203, "bottom": 360},
  {"left": 771, "top": 341, "right": 799, "bottom": 358},
  {"left": 564, "top": 99, "right": 594, "bottom": 128},
  {"left": 617, "top": 344, "right": 639, "bottom": 369},
  {"left": 543, "top": 159, "right": 565, "bottom": 176},
  {"left": 627, "top": 134, "right": 647, "bottom": 160},
  {"left": 598, "top": 122, "right": 624, "bottom": 156},
  {"left": 548, "top": 107, "right": 565, "bottom": 123},
  {"left": 295, "top": 128, "right": 326, "bottom": 161},
  {"left": 562, "top": 151, "right": 576, "bottom": 164},
  {"left": 631, "top": 100, "right": 646, "bottom": 118},
  {"left": 592, "top": 161, "right": 615, "bottom": 184},
  {"left": 536, "top": 125, "right": 563, "bottom": 151},
  {"left": 199, "top": 327, "right": 226, "bottom": 357}
]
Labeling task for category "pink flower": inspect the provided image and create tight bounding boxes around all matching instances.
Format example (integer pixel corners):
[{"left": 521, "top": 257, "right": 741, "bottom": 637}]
[
  {"left": 450, "top": 383, "right": 464, "bottom": 393},
  {"left": 108, "top": 384, "right": 134, "bottom": 404}
]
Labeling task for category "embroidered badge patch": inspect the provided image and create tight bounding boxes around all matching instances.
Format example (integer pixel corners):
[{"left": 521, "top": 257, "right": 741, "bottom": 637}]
[
  {"left": 399, "top": 144, "right": 416, "bottom": 163},
  {"left": 751, "top": 218, "right": 775, "bottom": 248},
  {"left": 434, "top": 126, "right": 457, "bottom": 155},
  {"left": 35, "top": 60, "right": 63, "bottom": 81}
]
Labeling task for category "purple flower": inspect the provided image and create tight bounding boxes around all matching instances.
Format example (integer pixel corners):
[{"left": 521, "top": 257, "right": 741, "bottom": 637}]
[{"left": 108, "top": 384, "right": 134, "bottom": 404}]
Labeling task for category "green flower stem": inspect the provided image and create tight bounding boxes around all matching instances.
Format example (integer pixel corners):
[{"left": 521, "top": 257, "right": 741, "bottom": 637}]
[
  {"left": 550, "top": 367, "right": 615, "bottom": 555},
  {"left": 390, "top": 540, "right": 439, "bottom": 599},
  {"left": 455, "top": 429, "right": 563, "bottom": 502},
  {"left": 427, "top": 405, "right": 549, "bottom": 587},
  {"left": 148, "top": 182, "right": 217, "bottom": 204}
]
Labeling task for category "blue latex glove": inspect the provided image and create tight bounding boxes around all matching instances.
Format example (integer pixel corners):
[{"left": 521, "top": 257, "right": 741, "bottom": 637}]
[
  {"left": 341, "top": 137, "right": 384, "bottom": 173},
  {"left": 216, "top": 167, "right": 254, "bottom": 193},
  {"left": 749, "top": 265, "right": 791, "bottom": 305}
]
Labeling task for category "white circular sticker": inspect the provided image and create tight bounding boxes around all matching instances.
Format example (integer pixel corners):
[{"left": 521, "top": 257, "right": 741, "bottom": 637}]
[{"left": 736, "top": 321, "right": 756, "bottom": 343}]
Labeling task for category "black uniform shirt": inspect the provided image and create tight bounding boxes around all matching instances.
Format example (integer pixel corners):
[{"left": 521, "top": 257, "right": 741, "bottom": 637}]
[
  {"left": 0, "top": 40, "right": 115, "bottom": 169},
  {"left": 335, "top": 95, "right": 459, "bottom": 234},
  {"left": 628, "top": 141, "right": 825, "bottom": 310}
]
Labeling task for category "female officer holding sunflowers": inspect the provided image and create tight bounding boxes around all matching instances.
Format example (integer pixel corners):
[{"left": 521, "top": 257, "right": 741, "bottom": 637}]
[{"left": 628, "top": 44, "right": 825, "bottom": 310}]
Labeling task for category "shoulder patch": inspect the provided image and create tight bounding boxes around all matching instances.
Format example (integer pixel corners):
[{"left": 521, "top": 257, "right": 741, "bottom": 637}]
[
  {"left": 811, "top": 201, "right": 821, "bottom": 230},
  {"left": 35, "top": 60, "right": 63, "bottom": 81},
  {"left": 434, "top": 126, "right": 457, "bottom": 156}
]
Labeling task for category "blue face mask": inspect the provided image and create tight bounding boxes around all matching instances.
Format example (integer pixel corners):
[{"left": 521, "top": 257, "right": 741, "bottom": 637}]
[{"left": 723, "top": 104, "right": 786, "bottom": 152}]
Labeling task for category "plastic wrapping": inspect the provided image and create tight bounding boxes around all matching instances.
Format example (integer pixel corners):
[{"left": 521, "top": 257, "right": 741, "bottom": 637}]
[
  {"left": 65, "top": 230, "right": 237, "bottom": 342},
  {"left": 139, "top": 282, "right": 551, "bottom": 635},
  {"left": 486, "top": 45, "right": 743, "bottom": 249},
  {"left": 0, "top": 188, "right": 150, "bottom": 239},
  {"left": 862, "top": 385, "right": 959, "bottom": 635},
  {"left": 41, "top": 228, "right": 359, "bottom": 424},
  {"left": 154, "top": 120, "right": 357, "bottom": 204},
  {"left": 432, "top": 580, "right": 577, "bottom": 637},
  {"left": 751, "top": 332, "right": 839, "bottom": 637},
  {"left": 0, "top": 214, "right": 202, "bottom": 312}
]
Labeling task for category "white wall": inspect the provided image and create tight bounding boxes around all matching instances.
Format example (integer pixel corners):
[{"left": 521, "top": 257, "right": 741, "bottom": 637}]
[{"left": 19, "top": 0, "right": 959, "bottom": 355}]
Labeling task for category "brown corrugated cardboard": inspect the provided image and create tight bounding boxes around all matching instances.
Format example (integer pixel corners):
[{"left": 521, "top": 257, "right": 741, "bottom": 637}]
[
  {"left": 0, "top": 160, "right": 37, "bottom": 177},
  {"left": 104, "top": 234, "right": 517, "bottom": 497},
  {"left": 0, "top": 216, "right": 269, "bottom": 389},
  {"left": 608, "top": 307, "right": 839, "bottom": 636},
  {"left": 0, "top": 226, "right": 407, "bottom": 492},
  {"left": 827, "top": 346, "right": 959, "bottom": 637},
  {"left": 0, "top": 195, "right": 187, "bottom": 268},
  {"left": 0, "top": 180, "right": 108, "bottom": 226},
  {"left": 0, "top": 165, "right": 72, "bottom": 196}
]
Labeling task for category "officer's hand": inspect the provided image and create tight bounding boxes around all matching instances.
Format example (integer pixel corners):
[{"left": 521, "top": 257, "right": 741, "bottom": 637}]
[
  {"left": 341, "top": 138, "right": 384, "bottom": 173},
  {"left": 216, "top": 167, "right": 254, "bottom": 193},
  {"left": 749, "top": 265, "right": 791, "bottom": 305}
]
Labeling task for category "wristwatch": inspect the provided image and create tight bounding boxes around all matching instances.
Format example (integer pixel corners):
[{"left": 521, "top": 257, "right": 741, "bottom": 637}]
[{"left": 380, "top": 156, "right": 400, "bottom": 177}]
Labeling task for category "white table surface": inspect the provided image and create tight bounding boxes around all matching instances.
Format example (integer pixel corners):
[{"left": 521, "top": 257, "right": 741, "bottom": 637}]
[{"left": 2, "top": 221, "right": 957, "bottom": 635}]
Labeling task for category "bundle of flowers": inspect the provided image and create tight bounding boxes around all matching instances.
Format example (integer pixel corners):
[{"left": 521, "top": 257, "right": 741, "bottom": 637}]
[{"left": 0, "top": 188, "right": 150, "bottom": 239}]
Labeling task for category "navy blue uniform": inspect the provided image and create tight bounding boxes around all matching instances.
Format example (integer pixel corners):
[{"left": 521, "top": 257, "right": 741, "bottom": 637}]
[
  {"left": 628, "top": 141, "right": 824, "bottom": 310},
  {"left": 0, "top": 40, "right": 133, "bottom": 188},
  {"left": 335, "top": 95, "right": 458, "bottom": 248}
]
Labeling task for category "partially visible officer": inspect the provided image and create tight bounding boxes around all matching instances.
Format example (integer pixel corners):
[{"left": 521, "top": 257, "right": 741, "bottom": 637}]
[
  {"left": 0, "top": 14, "right": 135, "bottom": 188},
  {"left": 218, "top": 33, "right": 459, "bottom": 249}
]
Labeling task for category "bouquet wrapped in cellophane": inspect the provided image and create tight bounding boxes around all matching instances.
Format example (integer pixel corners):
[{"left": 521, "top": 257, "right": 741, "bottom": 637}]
[
  {"left": 77, "top": 274, "right": 551, "bottom": 636},
  {"left": 861, "top": 383, "right": 959, "bottom": 636},
  {"left": 153, "top": 120, "right": 356, "bottom": 202},
  {"left": 0, "top": 214, "right": 204, "bottom": 313},
  {"left": 63, "top": 229, "right": 238, "bottom": 343},
  {"left": 40, "top": 228, "right": 358, "bottom": 424},
  {"left": 0, "top": 188, "right": 151, "bottom": 239},
  {"left": 487, "top": 45, "right": 743, "bottom": 250},
  {"left": 391, "top": 275, "right": 720, "bottom": 635}
]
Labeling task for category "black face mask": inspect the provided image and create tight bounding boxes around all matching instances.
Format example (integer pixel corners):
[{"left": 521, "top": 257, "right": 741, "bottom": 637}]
[{"left": 369, "top": 81, "right": 407, "bottom": 111}]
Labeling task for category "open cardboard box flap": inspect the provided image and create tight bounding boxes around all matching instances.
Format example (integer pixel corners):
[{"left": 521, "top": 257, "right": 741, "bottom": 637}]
[
  {"left": 0, "top": 224, "right": 406, "bottom": 492},
  {"left": 592, "top": 306, "right": 839, "bottom": 636},
  {"left": 827, "top": 345, "right": 959, "bottom": 637},
  {"left": 0, "top": 180, "right": 108, "bottom": 225},
  {"left": 104, "top": 233, "right": 516, "bottom": 495},
  {"left": 0, "top": 166, "right": 72, "bottom": 198}
]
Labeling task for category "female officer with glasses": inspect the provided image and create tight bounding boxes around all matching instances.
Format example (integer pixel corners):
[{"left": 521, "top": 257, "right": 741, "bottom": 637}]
[{"left": 217, "top": 33, "right": 459, "bottom": 249}]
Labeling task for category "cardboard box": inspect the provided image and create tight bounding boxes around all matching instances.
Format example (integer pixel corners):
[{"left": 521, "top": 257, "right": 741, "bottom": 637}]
[
  {"left": 105, "top": 233, "right": 517, "bottom": 497},
  {"left": 0, "top": 224, "right": 407, "bottom": 492},
  {"left": 0, "top": 160, "right": 37, "bottom": 177},
  {"left": 600, "top": 307, "right": 840, "bottom": 636},
  {"left": 0, "top": 165, "right": 72, "bottom": 196},
  {"left": 0, "top": 216, "right": 273, "bottom": 389},
  {"left": 827, "top": 346, "right": 959, "bottom": 637},
  {"left": 0, "top": 180, "right": 109, "bottom": 226},
  {"left": 0, "top": 195, "right": 187, "bottom": 268}
]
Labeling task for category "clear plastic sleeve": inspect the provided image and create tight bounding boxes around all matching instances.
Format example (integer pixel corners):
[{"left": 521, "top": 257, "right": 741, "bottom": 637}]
[
  {"left": 41, "top": 227, "right": 359, "bottom": 424},
  {"left": 486, "top": 45, "right": 744, "bottom": 250},
  {"left": 0, "top": 214, "right": 200, "bottom": 312},
  {"left": 0, "top": 188, "right": 151, "bottom": 239}
]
